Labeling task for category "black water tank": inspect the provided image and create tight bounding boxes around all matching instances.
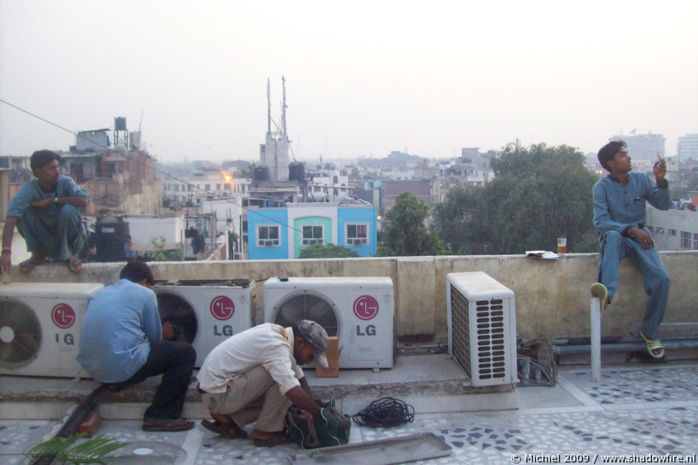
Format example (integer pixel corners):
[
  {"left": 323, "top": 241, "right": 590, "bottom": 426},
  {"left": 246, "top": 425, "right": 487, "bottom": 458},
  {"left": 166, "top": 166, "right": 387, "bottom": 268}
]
[
  {"left": 289, "top": 162, "right": 305, "bottom": 182},
  {"left": 95, "top": 216, "right": 130, "bottom": 262},
  {"left": 253, "top": 165, "right": 270, "bottom": 181}
]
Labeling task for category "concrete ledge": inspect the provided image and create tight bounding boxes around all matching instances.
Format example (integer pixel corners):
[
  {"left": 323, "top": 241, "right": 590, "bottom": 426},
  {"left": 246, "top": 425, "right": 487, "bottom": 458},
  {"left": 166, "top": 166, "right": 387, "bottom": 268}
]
[{"left": 3, "top": 252, "right": 695, "bottom": 341}]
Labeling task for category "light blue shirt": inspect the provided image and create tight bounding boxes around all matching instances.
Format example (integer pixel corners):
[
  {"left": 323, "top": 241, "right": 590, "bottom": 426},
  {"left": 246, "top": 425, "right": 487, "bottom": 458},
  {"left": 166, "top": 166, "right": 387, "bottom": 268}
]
[
  {"left": 6, "top": 175, "right": 88, "bottom": 222},
  {"left": 593, "top": 172, "right": 671, "bottom": 234},
  {"left": 77, "top": 279, "right": 162, "bottom": 383}
]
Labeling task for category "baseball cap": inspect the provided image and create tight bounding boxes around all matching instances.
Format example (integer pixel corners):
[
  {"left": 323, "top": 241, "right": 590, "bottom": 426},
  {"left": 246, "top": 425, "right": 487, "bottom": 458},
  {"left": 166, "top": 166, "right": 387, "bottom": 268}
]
[{"left": 294, "top": 320, "right": 329, "bottom": 368}]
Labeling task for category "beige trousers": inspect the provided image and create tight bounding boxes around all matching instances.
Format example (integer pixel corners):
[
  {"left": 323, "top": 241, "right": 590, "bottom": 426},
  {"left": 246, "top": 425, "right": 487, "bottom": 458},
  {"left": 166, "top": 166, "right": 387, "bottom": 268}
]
[{"left": 202, "top": 365, "right": 291, "bottom": 432}]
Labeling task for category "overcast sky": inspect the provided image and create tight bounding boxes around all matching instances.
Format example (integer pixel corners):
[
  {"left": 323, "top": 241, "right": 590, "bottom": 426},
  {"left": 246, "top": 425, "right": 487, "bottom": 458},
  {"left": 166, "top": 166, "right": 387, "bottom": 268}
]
[{"left": 1, "top": 0, "right": 696, "bottom": 163}]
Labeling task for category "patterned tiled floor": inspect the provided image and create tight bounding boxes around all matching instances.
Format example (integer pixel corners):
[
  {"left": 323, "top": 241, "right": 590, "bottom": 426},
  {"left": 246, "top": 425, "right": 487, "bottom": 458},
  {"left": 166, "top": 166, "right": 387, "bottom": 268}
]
[{"left": 2, "top": 364, "right": 698, "bottom": 465}]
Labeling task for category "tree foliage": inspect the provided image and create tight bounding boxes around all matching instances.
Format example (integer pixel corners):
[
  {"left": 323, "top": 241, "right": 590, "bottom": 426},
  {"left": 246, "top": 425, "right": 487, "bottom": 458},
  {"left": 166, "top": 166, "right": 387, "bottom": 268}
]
[
  {"left": 433, "top": 143, "right": 599, "bottom": 254},
  {"left": 150, "top": 236, "right": 183, "bottom": 261},
  {"left": 298, "top": 243, "right": 360, "bottom": 258},
  {"left": 376, "top": 192, "right": 448, "bottom": 256}
]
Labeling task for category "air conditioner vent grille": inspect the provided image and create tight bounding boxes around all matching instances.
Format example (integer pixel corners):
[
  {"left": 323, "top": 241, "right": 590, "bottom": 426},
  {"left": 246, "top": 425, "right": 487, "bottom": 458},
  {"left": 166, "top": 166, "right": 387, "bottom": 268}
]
[{"left": 448, "top": 276, "right": 516, "bottom": 386}]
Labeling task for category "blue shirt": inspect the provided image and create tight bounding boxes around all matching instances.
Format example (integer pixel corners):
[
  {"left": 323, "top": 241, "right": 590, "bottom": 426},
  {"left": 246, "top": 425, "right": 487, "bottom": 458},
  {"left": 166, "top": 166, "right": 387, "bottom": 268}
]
[
  {"left": 6, "top": 175, "right": 89, "bottom": 222},
  {"left": 592, "top": 172, "right": 671, "bottom": 234},
  {"left": 77, "top": 279, "right": 162, "bottom": 383}
]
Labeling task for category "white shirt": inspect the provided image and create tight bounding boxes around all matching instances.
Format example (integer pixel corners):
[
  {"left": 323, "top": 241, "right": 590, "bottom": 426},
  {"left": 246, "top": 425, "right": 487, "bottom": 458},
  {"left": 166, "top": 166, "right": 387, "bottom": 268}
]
[{"left": 197, "top": 323, "right": 304, "bottom": 395}]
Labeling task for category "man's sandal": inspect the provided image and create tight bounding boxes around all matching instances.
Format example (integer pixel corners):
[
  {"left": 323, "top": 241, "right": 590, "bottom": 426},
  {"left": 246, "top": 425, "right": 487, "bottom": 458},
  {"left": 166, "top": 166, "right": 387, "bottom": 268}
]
[
  {"left": 18, "top": 257, "right": 45, "bottom": 274},
  {"left": 640, "top": 331, "right": 665, "bottom": 359},
  {"left": 200, "top": 419, "right": 248, "bottom": 439},
  {"left": 251, "top": 430, "right": 293, "bottom": 447},
  {"left": 65, "top": 256, "right": 83, "bottom": 273},
  {"left": 142, "top": 417, "right": 194, "bottom": 432},
  {"left": 590, "top": 282, "right": 609, "bottom": 311}
]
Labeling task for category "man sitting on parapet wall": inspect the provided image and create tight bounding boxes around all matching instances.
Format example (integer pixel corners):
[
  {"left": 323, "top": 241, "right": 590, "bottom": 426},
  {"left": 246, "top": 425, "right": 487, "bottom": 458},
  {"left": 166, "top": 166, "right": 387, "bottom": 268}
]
[
  {"left": 591, "top": 140, "right": 671, "bottom": 360},
  {"left": 0, "top": 150, "right": 88, "bottom": 275}
]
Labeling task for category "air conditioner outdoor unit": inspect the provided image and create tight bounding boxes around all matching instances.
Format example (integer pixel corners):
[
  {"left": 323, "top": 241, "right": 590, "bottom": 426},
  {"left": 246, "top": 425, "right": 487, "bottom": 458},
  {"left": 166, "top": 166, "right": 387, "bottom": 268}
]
[
  {"left": 264, "top": 277, "right": 394, "bottom": 369},
  {"left": 0, "top": 282, "right": 104, "bottom": 378},
  {"left": 447, "top": 272, "right": 517, "bottom": 387},
  {"left": 153, "top": 279, "right": 254, "bottom": 367}
]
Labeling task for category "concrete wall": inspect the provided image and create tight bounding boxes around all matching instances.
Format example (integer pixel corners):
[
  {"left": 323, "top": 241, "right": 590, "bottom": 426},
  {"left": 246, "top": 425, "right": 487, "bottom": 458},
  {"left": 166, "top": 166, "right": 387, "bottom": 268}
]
[{"left": 4, "top": 252, "right": 696, "bottom": 342}]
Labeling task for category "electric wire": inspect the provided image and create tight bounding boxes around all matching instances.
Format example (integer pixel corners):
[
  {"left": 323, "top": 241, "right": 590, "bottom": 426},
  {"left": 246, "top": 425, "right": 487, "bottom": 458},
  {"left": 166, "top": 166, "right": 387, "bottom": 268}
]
[
  {"left": 0, "top": 97, "right": 340, "bottom": 246},
  {"left": 351, "top": 397, "right": 415, "bottom": 428}
]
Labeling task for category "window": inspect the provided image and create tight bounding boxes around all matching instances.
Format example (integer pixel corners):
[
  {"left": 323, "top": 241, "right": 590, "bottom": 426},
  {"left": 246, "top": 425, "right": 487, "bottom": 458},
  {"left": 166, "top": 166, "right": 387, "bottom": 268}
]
[
  {"left": 302, "top": 225, "right": 323, "bottom": 245},
  {"left": 694, "top": 233, "right": 698, "bottom": 250},
  {"left": 680, "top": 231, "right": 691, "bottom": 249},
  {"left": 654, "top": 227, "right": 664, "bottom": 235},
  {"left": 205, "top": 184, "right": 211, "bottom": 191},
  {"left": 257, "top": 225, "right": 280, "bottom": 247},
  {"left": 669, "top": 229, "right": 677, "bottom": 236},
  {"left": 346, "top": 223, "right": 368, "bottom": 246}
]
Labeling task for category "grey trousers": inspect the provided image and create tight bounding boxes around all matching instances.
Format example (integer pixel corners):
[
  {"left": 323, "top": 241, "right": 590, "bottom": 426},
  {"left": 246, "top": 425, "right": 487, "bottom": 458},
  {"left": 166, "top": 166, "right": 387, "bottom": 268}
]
[
  {"left": 598, "top": 230, "right": 670, "bottom": 340},
  {"left": 202, "top": 366, "right": 291, "bottom": 433},
  {"left": 17, "top": 204, "right": 85, "bottom": 261}
]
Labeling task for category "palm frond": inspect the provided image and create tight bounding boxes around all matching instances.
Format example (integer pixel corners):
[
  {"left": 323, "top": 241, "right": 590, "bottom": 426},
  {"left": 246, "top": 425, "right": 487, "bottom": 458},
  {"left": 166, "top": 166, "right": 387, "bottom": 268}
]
[{"left": 24, "top": 433, "right": 128, "bottom": 464}]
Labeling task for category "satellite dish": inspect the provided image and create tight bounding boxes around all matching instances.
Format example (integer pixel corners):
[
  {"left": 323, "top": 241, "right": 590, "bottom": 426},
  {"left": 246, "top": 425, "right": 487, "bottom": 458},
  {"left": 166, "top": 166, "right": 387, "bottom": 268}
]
[
  {"left": 272, "top": 291, "right": 339, "bottom": 337},
  {"left": 0, "top": 300, "right": 41, "bottom": 368},
  {"left": 83, "top": 178, "right": 129, "bottom": 208}
]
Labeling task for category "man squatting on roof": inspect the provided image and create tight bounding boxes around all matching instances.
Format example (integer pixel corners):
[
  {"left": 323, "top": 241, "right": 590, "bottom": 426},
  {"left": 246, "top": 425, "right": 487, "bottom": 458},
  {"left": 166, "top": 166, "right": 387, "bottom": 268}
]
[
  {"left": 592, "top": 140, "right": 671, "bottom": 359},
  {"left": 1, "top": 150, "right": 88, "bottom": 276},
  {"left": 197, "top": 320, "right": 329, "bottom": 447}
]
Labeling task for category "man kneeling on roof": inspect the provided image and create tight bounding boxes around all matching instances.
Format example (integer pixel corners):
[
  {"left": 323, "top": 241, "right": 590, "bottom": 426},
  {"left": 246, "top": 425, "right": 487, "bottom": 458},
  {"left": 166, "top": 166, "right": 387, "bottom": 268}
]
[{"left": 197, "top": 320, "right": 328, "bottom": 447}]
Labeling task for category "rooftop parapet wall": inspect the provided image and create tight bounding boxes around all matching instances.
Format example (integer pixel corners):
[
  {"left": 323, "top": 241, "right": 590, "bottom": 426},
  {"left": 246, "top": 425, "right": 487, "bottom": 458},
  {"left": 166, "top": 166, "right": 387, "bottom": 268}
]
[{"left": 4, "top": 252, "right": 696, "bottom": 342}]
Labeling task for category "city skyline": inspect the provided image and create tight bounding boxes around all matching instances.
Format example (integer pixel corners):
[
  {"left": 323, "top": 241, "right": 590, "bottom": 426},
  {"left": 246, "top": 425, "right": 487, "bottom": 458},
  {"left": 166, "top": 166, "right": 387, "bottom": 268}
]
[{"left": 1, "top": 0, "right": 696, "bottom": 161}]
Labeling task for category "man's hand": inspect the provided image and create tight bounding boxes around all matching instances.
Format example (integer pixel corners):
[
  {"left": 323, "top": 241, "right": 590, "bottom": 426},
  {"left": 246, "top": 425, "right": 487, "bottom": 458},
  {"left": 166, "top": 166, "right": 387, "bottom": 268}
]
[
  {"left": 162, "top": 322, "right": 175, "bottom": 340},
  {"left": 286, "top": 386, "right": 321, "bottom": 420},
  {"left": 0, "top": 251, "right": 11, "bottom": 276},
  {"left": 629, "top": 226, "right": 654, "bottom": 250},
  {"left": 1, "top": 218, "right": 17, "bottom": 276},
  {"left": 653, "top": 159, "right": 667, "bottom": 185},
  {"left": 30, "top": 198, "right": 55, "bottom": 209}
]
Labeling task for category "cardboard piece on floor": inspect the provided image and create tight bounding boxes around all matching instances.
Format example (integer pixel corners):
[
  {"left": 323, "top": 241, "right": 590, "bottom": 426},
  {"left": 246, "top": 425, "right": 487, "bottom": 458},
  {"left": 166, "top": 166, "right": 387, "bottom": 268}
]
[{"left": 315, "top": 337, "right": 340, "bottom": 378}]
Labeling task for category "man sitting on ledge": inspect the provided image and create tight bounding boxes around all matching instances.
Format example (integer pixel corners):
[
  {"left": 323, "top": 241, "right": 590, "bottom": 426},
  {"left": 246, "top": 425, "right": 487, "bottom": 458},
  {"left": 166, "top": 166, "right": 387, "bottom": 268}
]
[
  {"left": 591, "top": 140, "right": 671, "bottom": 360},
  {"left": 1, "top": 150, "right": 88, "bottom": 275},
  {"left": 197, "top": 320, "right": 328, "bottom": 447}
]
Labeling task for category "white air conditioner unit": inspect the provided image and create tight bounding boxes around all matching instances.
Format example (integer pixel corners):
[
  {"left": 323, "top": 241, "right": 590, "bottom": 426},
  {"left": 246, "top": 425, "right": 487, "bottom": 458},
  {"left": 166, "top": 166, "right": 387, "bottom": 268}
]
[
  {"left": 153, "top": 279, "right": 254, "bottom": 367},
  {"left": 447, "top": 272, "right": 517, "bottom": 387},
  {"left": 264, "top": 277, "right": 394, "bottom": 369},
  {"left": 0, "top": 282, "right": 104, "bottom": 378}
]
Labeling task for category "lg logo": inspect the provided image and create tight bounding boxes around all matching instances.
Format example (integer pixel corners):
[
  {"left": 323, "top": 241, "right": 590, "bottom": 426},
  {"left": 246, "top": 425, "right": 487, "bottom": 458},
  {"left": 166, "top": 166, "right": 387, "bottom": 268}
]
[
  {"left": 51, "top": 303, "right": 76, "bottom": 329},
  {"left": 210, "top": 296, "right": 235, "bottom": 321},
  {"left": 353, "top": 295, "right": 379, "bottom": 321}
]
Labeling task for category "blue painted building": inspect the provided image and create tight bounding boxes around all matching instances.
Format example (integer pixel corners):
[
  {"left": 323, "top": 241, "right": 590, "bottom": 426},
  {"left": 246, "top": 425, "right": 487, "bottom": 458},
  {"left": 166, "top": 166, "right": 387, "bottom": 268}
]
[{"left": 246, "top": 200, "right": 377, "bottom": 259}]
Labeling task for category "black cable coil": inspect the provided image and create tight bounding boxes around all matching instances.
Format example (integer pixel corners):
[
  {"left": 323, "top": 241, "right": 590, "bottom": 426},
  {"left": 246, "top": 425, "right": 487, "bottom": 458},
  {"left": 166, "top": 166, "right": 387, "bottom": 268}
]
[{"left": 351, "top": 397, "right": 415, "bottom": 428}]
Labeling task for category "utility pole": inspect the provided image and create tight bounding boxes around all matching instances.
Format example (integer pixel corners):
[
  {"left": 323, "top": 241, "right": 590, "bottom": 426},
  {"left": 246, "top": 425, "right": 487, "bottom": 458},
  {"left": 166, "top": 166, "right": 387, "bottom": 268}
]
[{"left": 282, "top": 76, "right": 287, "bottom": 137}]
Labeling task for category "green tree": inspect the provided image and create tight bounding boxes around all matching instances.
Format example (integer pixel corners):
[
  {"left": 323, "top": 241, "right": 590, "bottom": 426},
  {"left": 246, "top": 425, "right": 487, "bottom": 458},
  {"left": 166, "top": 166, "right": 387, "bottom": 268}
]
[
  {"left": 298, "top": 243, "right": 360, "bottom": 258},
  {"left": 150, "top": 236, "right": 183, "bottom": 261},
  {"left": 376, "top": 192, "right": 448, "bottom": 256},
  {"left": 433, "top": 143, "right": 599, "bottom": 254}
]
